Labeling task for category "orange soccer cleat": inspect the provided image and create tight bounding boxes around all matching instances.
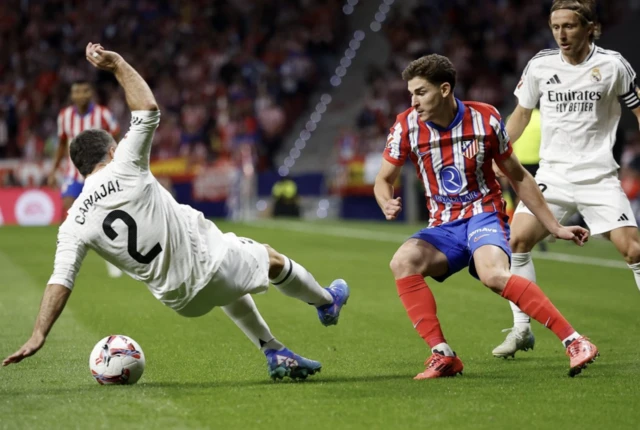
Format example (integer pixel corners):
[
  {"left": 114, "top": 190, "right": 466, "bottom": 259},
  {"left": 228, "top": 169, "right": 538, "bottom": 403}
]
[
  {"left": 566, "top": 336, "right": 599, "bottom": 377},
  {"left": 414, "top": 351, "right": 464, "bottom": 380}
]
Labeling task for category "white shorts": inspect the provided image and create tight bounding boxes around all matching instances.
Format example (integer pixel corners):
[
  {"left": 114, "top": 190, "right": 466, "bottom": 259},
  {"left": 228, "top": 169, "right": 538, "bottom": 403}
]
[
  {"left": 176, "top": 232, "right": 270, "bottom": 317},
  {"left": 515, "top": 169, "right": 637, "bottom": 235}
]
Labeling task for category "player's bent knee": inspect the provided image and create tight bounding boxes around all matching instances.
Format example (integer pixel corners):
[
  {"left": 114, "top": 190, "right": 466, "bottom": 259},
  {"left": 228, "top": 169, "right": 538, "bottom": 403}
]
[
  {"left": 389, "top": 253, "right": 421, "bottom": 279},
  {"left": 509, "top": 234, "right": 535, "bottom": 254},
  {"left": 264, "top": 245, "right": 285, "bottom": 276},
  {"left": 625, "top": 241, "right": 640, "bottom": 265},
  {"left": 478, "top": 271, "right": 510, "bottom": 294}
]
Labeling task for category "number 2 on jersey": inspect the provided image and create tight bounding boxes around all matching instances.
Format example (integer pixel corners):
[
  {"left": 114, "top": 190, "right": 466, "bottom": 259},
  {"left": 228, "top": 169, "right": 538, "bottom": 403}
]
[{"left": 102, "top": 210, "right": 163, "bottom": 264}]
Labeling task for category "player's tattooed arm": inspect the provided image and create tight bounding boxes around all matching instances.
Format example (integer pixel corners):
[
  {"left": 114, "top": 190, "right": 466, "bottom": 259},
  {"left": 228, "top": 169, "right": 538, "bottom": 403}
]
[{"left": 2, "top": 284, "right": 71, "bottom": 366}]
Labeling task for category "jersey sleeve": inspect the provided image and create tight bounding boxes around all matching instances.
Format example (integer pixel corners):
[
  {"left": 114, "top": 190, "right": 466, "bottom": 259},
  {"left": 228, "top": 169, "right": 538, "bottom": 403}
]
[
  {"left": 114, "top": 110, "right": 161, "bottom": 171},
  {"left": 101, "top": 107, "right": 121, "bottom": 136},
  {"left": 489, "top": 108, "right": 513, "bottom": 161},
  {"left": 47, "top": 225, "right": 88, "bottom": 290},
  {"left": 57, "top": 111, "right": 67, "bottom": 141},
  {"left": 514, "top": 59, "right": 541, "bottom": 109},
  {"left": 615, "top": 56, "right": 640, "bottom": 110},
  {"left": 382, "top": 116, "right": 410, "bottom": 166}
]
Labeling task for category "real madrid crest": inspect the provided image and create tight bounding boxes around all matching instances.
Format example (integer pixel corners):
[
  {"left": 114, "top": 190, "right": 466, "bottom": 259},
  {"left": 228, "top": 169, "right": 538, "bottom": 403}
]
[{"left": 591, "top": 67, "right": 602, "bottom": 82}]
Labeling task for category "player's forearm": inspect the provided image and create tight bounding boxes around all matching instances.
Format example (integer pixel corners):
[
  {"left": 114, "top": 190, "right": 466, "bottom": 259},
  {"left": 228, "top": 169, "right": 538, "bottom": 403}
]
[
  {"left": 32, "top": 284, "right": 72, "bottom": 339},
  {"left": 113, "top": 61, "right": 158, "bottom": 112},
  {"left": 511, "top": 174, "right": 561, "bottom": 234},
  {"left": 374, "top": 178, "right": 394, "bottom": 211},
  {"left": 505, "top": 107, "right": 532, "bottom": 144},
  {"left": 52, "top": 140, "right": 67, "bottom": 169}
]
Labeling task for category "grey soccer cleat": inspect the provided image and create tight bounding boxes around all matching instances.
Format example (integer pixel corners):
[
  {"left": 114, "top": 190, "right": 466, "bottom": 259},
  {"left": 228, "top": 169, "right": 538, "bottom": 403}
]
[{"left": 492, "top": 326, "right": 536, "bottom": 358}]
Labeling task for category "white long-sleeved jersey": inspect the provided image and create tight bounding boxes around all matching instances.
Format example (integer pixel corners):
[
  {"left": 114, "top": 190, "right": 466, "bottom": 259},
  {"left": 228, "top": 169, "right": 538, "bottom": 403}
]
[{"left": 48, "top": 110, "right": 227, "bottom": 310}]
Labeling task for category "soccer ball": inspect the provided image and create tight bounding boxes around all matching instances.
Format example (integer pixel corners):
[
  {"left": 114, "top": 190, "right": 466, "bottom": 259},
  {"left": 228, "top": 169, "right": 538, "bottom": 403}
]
[{"left": 89, "top": 335, "right": 145, "bottom": 385}]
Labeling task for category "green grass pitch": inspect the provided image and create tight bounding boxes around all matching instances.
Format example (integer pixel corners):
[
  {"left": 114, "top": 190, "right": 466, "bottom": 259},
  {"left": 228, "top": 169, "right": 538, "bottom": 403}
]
[{"left": 1, "top": 220, "right": 639, "bottom": 429}]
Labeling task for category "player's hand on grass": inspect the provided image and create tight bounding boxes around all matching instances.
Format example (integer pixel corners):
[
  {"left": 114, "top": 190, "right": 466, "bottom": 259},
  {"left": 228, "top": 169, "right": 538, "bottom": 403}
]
[
  {"left": 85, "top": 42, "right": 123, "bottom": 73},
  {"left": 551, "top": 225, "right": 589, "bottom": 246},
  {"left": 383, "top": 197, "right": 402, "bottom": 220},
  {"left": 2, "top": 335, "right": 45, "bottom": 366}
]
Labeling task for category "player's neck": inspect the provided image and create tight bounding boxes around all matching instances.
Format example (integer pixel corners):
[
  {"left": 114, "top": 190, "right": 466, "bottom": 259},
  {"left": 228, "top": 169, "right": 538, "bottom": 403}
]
[
  {"left": 75, "top": 104, "right": 90, "bottom": 115},
  {"left": 429, "top": 97, "right": 457, "bottom": 129},
  {"left": 88, "top": 163, "right": 108, "bottom": 178},
  {"left": 562, "top": 43, "right": 592, "bottom": 65}
]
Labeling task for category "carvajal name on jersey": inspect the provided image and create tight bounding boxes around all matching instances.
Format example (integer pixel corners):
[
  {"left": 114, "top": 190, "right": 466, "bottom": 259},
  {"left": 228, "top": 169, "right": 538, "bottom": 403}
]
[
  {"left": 75, "top": 180, "right": 124, "bottom": 225},
  {"left": 548, "top": 89, "right": 602, "bottom": 113}
]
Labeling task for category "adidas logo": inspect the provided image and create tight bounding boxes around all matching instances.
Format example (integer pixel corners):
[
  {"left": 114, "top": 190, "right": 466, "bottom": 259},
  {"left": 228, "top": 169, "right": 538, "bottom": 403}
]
[
  {"left": 546, "top": 74, "right": 562, "bottom": 84},
  {"left": 618, "top": 213, "right": 630, "bottom": 222}
]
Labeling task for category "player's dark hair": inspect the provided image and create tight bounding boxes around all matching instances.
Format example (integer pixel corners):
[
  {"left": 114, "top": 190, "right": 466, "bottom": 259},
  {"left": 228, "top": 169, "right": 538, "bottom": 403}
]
[
  {"left": 550, "top": 0, "right": 601, "bottom": 42},
  {"left": 401, "top": 54, "right": 456, "bottom": 90},
  {"left": 70, "top": 129, "right": 115, "bottom": 177}
]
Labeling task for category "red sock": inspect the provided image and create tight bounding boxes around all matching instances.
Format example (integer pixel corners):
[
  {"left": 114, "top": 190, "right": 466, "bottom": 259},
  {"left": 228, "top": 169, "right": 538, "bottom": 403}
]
[
  {"left": 396, "top": 275, "right": 445, "bottom": 348},
  {"left": 501, "top": 275, "right": 575, "bottom": 341}
]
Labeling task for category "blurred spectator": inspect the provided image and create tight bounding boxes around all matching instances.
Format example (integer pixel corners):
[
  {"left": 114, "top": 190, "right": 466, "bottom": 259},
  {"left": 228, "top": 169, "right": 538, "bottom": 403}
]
[{"left": 1, "top": 0, "right": 345, "bottom": 173}]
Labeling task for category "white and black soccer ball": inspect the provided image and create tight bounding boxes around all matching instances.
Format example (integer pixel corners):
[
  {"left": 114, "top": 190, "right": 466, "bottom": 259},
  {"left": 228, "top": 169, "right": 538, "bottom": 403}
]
[{"left": 89, "top": 335, "right": 145, "bottom": 385}]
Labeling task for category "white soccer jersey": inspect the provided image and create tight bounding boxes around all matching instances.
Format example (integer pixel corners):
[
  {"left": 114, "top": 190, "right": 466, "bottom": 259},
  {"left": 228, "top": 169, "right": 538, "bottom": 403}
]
[
  {"left": 48, "top": 110, "right": 227, "bottom": 311},
  {"left": 514, "top": 45, "right": 640, "bottom": 182}
]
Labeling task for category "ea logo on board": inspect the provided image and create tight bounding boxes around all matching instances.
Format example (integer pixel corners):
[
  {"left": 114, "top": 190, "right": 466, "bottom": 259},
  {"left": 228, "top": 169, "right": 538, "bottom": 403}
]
[
  {"left": 15, "top": 190, "right": 55, "bottom": 226},
  {"left": 440, "top": 166, "right": 463, "bottom": 195}
]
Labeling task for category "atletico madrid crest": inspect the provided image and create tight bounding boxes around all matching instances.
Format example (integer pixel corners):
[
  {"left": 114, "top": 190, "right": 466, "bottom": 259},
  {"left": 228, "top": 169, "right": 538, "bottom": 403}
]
[{"left": 462, "top": 139, "right": 479, "bottom": 159}]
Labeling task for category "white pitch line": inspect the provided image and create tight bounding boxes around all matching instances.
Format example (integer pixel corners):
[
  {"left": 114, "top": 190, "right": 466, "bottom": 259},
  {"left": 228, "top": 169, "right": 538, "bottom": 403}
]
[{"left": 251, "top": 220, "right": 628, "bottom": 270}]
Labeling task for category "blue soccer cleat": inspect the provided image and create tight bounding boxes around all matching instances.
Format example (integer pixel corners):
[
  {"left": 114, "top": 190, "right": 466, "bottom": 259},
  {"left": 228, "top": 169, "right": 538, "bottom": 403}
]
[
  {"left": 264, "top": 347, "right": 322, "bottom": 381},
  {"left": 316, "top": 278, "right": 350, "bottom": 326}
]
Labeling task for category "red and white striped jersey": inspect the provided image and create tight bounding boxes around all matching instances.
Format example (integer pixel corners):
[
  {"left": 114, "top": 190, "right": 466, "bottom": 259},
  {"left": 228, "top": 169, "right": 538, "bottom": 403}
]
[
  {"left": 383, "top": 100, "right": 512, "bottom": 227},
  {"left": 57, "top": 103, "right": 120, "bottom": 181}
]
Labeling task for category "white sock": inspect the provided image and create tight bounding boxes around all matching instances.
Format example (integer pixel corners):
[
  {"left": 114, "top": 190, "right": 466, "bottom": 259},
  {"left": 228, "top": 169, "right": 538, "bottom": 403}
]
[
  {"left": 509, "top": 252, "right": 536, "bottom": 327},
  {"left": 221, "top": 295, "right": 285, "bottom": 351},
  {"left": 562, "top": 331, "right": 581, "bottom": 348},
  {"left": 431, "top": 342, "right": 455, "bottom": 357},
  {"left": 270, "top": 256, "right": 332, "bottom": 306},
  {"left": 628, "top": 262, "right": 640, "bottom": 293}
]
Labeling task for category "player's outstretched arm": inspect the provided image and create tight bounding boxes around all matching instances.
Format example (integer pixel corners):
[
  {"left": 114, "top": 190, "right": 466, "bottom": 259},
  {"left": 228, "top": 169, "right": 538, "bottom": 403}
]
[
  {"left": 2, "top": 284, "right": 71, "bottom": 366},
  {"left": 496, "top": 152, "right": 588, "bottom": 246},
  {"left": 85, "top": 43, "right": 157, "bottom": 112},
  {"left": 374, "top": 159, "right": 403, "bottom": 221}
]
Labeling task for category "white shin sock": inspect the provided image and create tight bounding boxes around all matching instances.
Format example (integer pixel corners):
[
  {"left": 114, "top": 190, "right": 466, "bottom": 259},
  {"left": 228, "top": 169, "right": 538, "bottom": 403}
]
[
  {"left": 508, "top": 252, "right": 536, "bottom": 327},
  {"left": 270, "top": 256, "right": 332, "bottom": 306},
  {"left": 221, "top": 295, "right": 284, "bottom": 351}
]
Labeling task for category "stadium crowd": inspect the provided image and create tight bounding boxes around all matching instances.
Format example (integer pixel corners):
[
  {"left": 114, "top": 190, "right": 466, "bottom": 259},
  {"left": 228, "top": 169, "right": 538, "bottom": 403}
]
[{"left": 0, "top": 0, "right": 345, "bottom": 170}]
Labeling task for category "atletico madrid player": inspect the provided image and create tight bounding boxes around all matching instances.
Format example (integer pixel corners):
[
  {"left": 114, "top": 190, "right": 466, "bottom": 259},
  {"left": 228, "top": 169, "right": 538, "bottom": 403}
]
[{"left": 374, "top": 54, "right": 598, "bottom": 379}]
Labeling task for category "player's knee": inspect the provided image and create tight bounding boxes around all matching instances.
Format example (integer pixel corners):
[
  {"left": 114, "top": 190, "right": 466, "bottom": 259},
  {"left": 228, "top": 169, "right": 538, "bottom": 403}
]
[
  {"left": 389, "top": 253, "right": 419, "bottom": 279},
  {"left": 509, "top": 233, "right": 535, "bottom": 254},
  {"left": 624, "top": 240, "right": 640, "bottom": 265},
  {"left": 478, "top": 270, "right": 509, "bottom": 294},
  {"left": 264, "top": 245, "right": 285, "bottom": 277}
]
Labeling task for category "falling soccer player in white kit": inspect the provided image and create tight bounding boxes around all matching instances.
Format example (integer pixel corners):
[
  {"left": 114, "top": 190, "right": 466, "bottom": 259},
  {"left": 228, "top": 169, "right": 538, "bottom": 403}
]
[
  {"left": 493, "top": 0, "right": 640, "bottom": 358},
  {"left": 2, "top": 43, "right": 350, "bottom": 381}
]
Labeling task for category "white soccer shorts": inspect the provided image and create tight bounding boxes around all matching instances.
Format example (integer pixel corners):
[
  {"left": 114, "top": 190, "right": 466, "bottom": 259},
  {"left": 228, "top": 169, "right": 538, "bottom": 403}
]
[
  {"left": 176, "top": 232, "right": 270, "bottom": 317},
  {"left": 515, "top": 168, "right": 637, "bottom": 235}
]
